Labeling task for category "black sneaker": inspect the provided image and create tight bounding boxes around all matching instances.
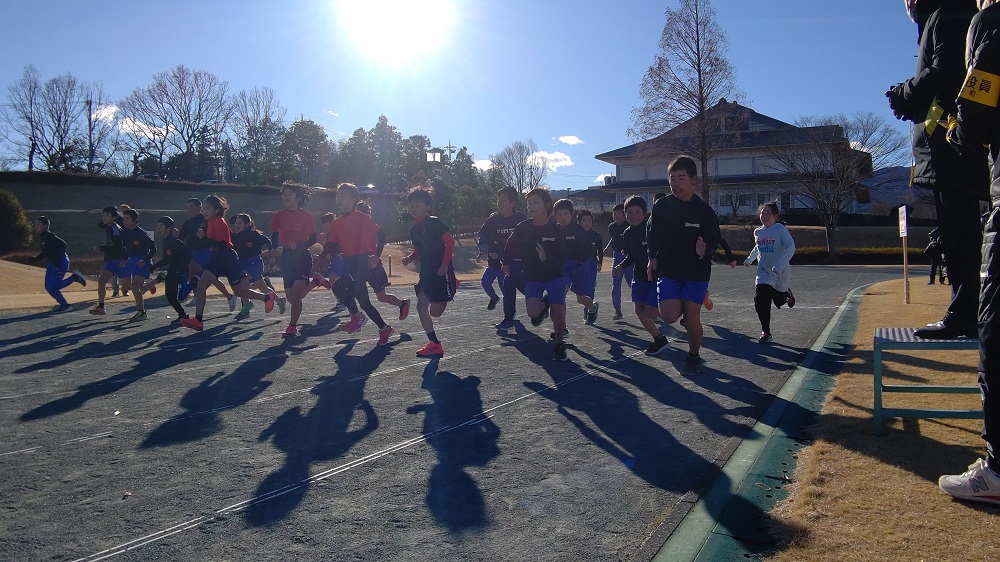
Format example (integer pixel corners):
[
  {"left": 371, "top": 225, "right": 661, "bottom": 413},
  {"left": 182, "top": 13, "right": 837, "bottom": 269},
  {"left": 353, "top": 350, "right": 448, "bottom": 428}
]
[
  {"left": 644, "top": 335, "right": 669, "bottom": 356},
  {"left": 487, "top": 296, "right": 500, "bottom": 310},
  {"left": 531, "top": 297, "right": 550, "bottom": 327},
  {"left": 786, "top": 289, "right": 795, "bottom": 308},
  {"left": 553, "top": 343, "right": 567, "bottom": 361},
  {"left": 549, "top": 328, "right": 569, "bottom": 340},
  {"left": 682, "top": 353, "right": 703, "bottom": 374},
  {"left": 586, "top": 302, "right": 599, "bottom": 325}
]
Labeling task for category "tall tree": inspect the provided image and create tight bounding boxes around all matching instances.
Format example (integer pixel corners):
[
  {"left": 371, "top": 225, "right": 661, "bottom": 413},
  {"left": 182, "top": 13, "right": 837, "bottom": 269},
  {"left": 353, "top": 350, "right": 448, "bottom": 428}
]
[
  {"left": 36, "top": 72, "right": 86, "bottom": 171},
  {"left": 280, "top": 119, "right": 332, "bottom": 185},
  {"left": 339, "top": 127, "right": 376, "bottom": 186},
  {"left": 231, "top": 86, "right": 287, "bottom": 186},
  {"left": 490, "top": 139, "right": 547, "bottom": 193},
  {"left": 370, "top": 115, "right": 405, "bottom": 192},
  {"left": 401, "top": 134, "right": 432, "bottom": 183},
  {"left": 629, "top": 0, "right": 743, "bottom": 200},
  {"left": 2, "top": 66, "right": 42, "bottom": 170},
  {"left": 81, "top": 83, "right": 122, "bottom": 174}
]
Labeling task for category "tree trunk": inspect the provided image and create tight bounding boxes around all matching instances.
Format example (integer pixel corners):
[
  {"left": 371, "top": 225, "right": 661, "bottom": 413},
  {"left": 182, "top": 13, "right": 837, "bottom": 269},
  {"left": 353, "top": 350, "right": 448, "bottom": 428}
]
[{"left": 824, "top": 223, "right": 840, "bottom": 261}]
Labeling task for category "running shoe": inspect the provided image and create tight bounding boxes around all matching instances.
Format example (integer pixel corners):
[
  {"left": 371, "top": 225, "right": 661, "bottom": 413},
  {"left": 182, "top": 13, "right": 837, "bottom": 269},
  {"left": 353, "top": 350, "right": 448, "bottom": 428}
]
[
  {"left": 531, "top": 297, "right": 550, "bottom": 327},
  {"left": 227, "top": 295, "right": 238, "bottom": 312},
  {"left": 277, "top": 296, "right": 286, "bottom": 315},
  {"left": 264, "top": 292, "right": 276, "bottom": 313},
  {"left": 682, "top": 353, "right": 703, "bottom": 374},
  {"left": 399, "top": 298, "right": 410, "bottom": 321},
  {"left": 72, "top": 270, "right": 87, "bottom": 286},
  {"left": 312, "top": 272, "right": 331, "bottom": 289},
  {"left": 377, "top": 325, "right": 395, "bottom": 346},
  {"left": 56, "top": 303, "right": 72, "bottom": 312},
  {"left": 340, "top": 314, "right": 367, "bottom": 334},
  {"left": 586, "top": 302, "right": 599, "bottom": 325},
  {"left": 89, "top": 304, "right": 106, "bottom": 315},
  {"left": 939, "top": 458, "right": 1000, "bottom": 505},
  {"left": 487, "top": 296, "right": 500, "bottom": 310},
  {"left": 111, "top": 291, "right": 120, "bottom": 298},
  {"left": 550, "top": 328, "right": 570, "bottom": 340},
  {"left": 333, "top": 302, "right": 347, "bottom": 314},
  {"left": 757, "top": 332, "right": 773, "bottom": 344},
  {"left": 553, "top": 343, "right": 568, "bottom": 361},
  {"left": 180, "top": 317, "right": 204, "bottom": 331},
  {"left": 612, "top": 310, "right": 623, "bottom": 321},
  {"left": 235, "top": 301, "right": 254, "bottom": 320},
  {"left": 495, "top": 319, "right": 514, "bottom": 331},
  {"left": 281, "top": 324, "right": 298, "bottom": 338},
  {"left": 416, "top": 341, "right": 444, "bottom": 357},
  {"left": 786, "top": 289, "right": 796, "bottom": 308},
  {"left": 148, "top": 283, "right": 156, "bottom": 295},
  {"left": 129, "top": 310, "right": 147, "bottom": 323},
  {"left": 644, "top": 335, "right": 670, "bottom": 356},
  {"left": 703, "top": 294, "right": 714, "bottom": 311}
]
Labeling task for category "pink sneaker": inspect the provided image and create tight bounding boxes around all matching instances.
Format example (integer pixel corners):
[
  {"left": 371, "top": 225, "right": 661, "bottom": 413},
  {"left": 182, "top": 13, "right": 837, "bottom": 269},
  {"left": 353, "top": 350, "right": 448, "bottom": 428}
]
[
  {"left": 340, "top": 314, "right": 367, "bottom": 334},
  {"left": 377, "top": 325, "right": 394, "bottom": 346},
  {"left": 281, "top": 324, "right": 298, "bottom": 338},
  {"left": 312, "top": 273, "right": 331, "bottom": 289},
  {"left": 416, "top": 341, "right": 444, "bottom": 357},
  {"left": 264, "top": 292, "right": 276, "bottom": 313},
  {"left": 399, "top": 299, "right": 410, "bottom": 321}
]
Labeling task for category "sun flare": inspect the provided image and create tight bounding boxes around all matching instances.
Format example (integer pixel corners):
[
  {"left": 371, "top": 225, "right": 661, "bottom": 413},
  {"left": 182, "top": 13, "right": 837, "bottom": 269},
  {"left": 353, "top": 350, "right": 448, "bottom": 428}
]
[{"left": 336, "top": 0, "right": 454, "bottom": 66}]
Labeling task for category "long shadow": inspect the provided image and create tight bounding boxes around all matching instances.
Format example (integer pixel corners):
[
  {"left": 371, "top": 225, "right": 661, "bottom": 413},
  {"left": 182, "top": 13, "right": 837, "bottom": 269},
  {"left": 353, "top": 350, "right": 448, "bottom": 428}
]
[
  {"left": 711, "top": 325, "right": 808, "bottom": 370},
  {"left": 407, "top": 360, "right": 500, "bottom": 533},
  {"left": 19, "top": 326, "right": 243, "bottom": 421},
  {"left": 140, "top": 338, "right": 317, "bottom": 448},
  {"left": 14, "top": 323, "right": 179, "bottom": 373},
  {"left": 0, "top": 318, "right": 107, "bottom": 359},
  {"left": 244, "top": 339, "right": 400, "bottom": 526}
]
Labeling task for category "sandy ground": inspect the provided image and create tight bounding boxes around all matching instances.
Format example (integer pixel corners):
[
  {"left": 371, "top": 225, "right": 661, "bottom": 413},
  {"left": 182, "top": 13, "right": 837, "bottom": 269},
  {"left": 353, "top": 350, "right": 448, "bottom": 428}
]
[{"left": 0, "top": 243, "right": 487, "bottom": 313}]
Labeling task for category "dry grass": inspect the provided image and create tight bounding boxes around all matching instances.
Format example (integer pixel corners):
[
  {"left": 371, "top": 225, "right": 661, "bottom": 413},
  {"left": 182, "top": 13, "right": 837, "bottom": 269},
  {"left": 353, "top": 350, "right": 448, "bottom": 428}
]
[{"left": 767, "top": 279, "right": 1000, "bottom": 561}]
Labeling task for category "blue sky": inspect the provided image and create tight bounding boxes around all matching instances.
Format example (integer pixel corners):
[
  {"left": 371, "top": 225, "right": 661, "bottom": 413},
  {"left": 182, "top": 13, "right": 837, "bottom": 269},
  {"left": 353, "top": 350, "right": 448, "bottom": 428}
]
[{"left": 1, "top": 0, "right": 919, "bottom": 190}]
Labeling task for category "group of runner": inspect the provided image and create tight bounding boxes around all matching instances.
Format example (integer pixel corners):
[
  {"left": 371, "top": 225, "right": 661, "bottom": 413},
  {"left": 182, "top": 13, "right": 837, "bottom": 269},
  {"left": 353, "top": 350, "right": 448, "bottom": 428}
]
[{"left": 29, "top": 155, "right": 796, "bottom": 364}]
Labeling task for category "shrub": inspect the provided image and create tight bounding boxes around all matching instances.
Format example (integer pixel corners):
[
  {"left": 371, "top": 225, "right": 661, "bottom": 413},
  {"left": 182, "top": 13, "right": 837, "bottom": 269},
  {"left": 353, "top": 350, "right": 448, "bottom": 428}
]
[{"left": 0, "top": 189, "right": 32, "bottom": 255}]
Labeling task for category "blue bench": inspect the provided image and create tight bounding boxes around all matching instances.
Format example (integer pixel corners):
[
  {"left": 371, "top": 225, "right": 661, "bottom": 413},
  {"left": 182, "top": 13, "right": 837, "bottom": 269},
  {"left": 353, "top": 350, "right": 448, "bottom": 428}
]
[{"left": 873, "top": 327, "right": 981, "bottom": 435}]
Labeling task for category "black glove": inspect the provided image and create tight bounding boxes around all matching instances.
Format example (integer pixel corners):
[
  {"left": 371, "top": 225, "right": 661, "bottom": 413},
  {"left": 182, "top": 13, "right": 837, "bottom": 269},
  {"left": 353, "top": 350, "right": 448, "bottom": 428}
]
[{"left": 885, "top": 83, "right": 911, "bottom": 121}]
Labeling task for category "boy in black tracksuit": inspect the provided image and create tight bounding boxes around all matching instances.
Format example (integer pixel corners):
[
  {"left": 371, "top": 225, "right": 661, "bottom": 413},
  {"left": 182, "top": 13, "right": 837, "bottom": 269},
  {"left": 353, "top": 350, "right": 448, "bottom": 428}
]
[
  {"left": 615, "top": 196, "right": 668, "bottom": 356},
  {"left": 150, "top": 216, "right": 191, "bottom": 321},
  {"left": 28, "top": 216, "right": 86, "bottom": 310}
]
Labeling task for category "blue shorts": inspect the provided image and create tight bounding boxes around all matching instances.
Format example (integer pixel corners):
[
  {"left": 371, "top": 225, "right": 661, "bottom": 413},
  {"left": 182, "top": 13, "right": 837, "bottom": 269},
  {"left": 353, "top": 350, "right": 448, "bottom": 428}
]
[
  {"left": 525, "top": 278, "right": 567, "bottom": 305},
  {"left": 239, "top": 256, "right": 265, "bottom": 282},
  {"left": 102, "top": 260, "right": 127, "bottom": 278},
  {"left": 124, "top": 256, "right": 151, "bottom": 279},
  {"left": 326, "top": 256, "right": 344, "bottom": 278},
  {"left": 192, "top": 248, "right": 212, "bottom": 268},
  {"left": 656, "top": 277, "right": 709, "bottom": 304},
  {"left": 630, "top": 278, "right": 659, "bottom": 307},
  {"left": 563, "top": 259, "right": 596, "bottom": 297}
]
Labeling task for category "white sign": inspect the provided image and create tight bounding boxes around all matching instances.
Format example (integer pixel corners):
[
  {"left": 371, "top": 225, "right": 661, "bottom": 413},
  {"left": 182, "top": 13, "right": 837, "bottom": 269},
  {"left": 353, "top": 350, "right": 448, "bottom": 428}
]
[{"left": 898, "top": 205, "right": 908, "bottom": 238}]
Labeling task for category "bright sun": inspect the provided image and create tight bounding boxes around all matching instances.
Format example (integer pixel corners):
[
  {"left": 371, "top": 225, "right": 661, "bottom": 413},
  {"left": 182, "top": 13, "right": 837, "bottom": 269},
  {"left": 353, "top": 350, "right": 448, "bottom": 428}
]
[{"left": 336, "top": 0, "right": 454, "bottom": 66}]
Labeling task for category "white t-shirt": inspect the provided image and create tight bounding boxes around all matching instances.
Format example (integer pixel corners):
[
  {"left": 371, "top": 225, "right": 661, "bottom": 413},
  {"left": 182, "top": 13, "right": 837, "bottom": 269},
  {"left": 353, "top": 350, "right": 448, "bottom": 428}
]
[{"left": 744, "top": 222, "right": 796, "bottom": 292}]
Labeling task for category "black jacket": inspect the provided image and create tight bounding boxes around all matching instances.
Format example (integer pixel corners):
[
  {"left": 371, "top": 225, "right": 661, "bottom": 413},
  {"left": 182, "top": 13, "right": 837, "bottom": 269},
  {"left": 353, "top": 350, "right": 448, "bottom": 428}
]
[
  {"left": 895, "top": 2, "right": 989, "bottom": 199},
  {"left": 949, "top": 3, "right": 1000, "bottom": 206}
]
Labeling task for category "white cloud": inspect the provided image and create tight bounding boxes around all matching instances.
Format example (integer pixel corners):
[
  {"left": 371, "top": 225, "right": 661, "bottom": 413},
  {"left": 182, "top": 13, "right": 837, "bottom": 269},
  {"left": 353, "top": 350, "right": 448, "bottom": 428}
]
[
  {"left": 530, "top": 151, "right": 574, "bottom": 171},
  {"left": 474, "top": 159, "right": 492, "bottom": 171},
  {"left": 93, "top": 104, "right": 118, "bottom": 123},
  {"left": 558, "top": 135, "right": 584, "bottom": 145},
  {"left": 118, "top": 117, "right": 170, "bottom": 140},
  {"left": 325, "top": 109, "right": 340, "bottom": 118},
  {"left": 595, "top": 173, "right": 612, "bottom": 183}
]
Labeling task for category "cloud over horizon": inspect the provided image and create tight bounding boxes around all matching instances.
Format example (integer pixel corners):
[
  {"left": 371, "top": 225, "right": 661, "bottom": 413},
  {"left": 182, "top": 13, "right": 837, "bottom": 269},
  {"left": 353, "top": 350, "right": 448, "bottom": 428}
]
[
  {"left": 558, "top": 135, "right": 584, "bottom": 145},
  {"left": 530, "top": 151, "right": 573, "bottom": 171},
  {"left": 474, "top": 159, "right": 492, "bottom": 171}
]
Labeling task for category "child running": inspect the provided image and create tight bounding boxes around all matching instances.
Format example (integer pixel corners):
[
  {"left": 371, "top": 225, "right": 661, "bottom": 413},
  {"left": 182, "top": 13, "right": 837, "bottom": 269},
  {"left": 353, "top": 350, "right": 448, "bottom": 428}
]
[
  {"left": 484, "top": 187, "right": 527, "bottom": 332},
  {"left": 502, "top": 188, "right": 568, "bottom": 360},
  {"left": 614, "top": 196, "right": 670, "bottom": 355},
  {"left": 181, "top": 194, "right": 276, "bottom": 331},
  {"left": 147, "top": 216, "right": 192, "bottom": 322},
  {"left": 356, "top": 201, "right": 410, "bottom": 321},
  {"left": 326, "top": 182, "right": 395, "bottom": 345},
  {"left": 27, "top": 216, "right": 86, "bottom": 311},
  {"left": 120, "top": 209, "right": 158, "bottom": 322},
  {"left": 90, "top": 206, "right": 126, "bottom": 315},
  {"left": 231, "top": 212, "right": 280, "bottom": 320},
  {"left": 553, "top": 199, "right": 599, "bottom": 327},
  {"left": 646, "top": 156, "right": 721, "bottom": 373},
  {"left": 178, "top": 197, "right": 237, "bottom": 311},
  {"left": 400, "top": 185, "right": 457, "bottom": 357},
  {"left": 605, "top": 203, "right": 632, "bottom": 321},
  {"left": 578, "top": 209, "right": 604, "bottom": 321},
  {"left": 744, "top": 201, "right": 796, "bottom": 343},
  {"left": 316, "top": 212, "right": 348, "bottom": 314},
  {"left": 268, "top": 182, "right": 316, "bottom": 337}
]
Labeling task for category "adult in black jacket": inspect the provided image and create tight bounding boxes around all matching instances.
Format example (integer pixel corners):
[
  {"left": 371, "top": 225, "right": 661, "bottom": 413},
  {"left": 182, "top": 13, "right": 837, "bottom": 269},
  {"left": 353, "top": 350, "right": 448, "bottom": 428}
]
[
  {"left": 887, "top": 0, "right": 988, "bottom": 339},
  {"left": 939, "top": 0, "right": 1000, "bottom": 505}
]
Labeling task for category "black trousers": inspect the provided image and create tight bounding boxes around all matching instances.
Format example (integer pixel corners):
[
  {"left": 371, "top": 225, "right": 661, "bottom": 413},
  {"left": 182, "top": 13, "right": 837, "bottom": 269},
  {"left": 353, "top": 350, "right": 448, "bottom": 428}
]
[
  {"left": 754, "top": 283, "right": 788, "bottom": 335},
  {"left": 164, "top": 272, "right": 187, "bottom": 318},
  {"left": 935, "top": 189, "right": 983, "bottom": 325},
  {"left": 335, "top": 255, "right": 386, "bottom": 329},
  {"left": 502, "top": 262, "right": 526, "bottom": 322},
  {"left": 980, "top": 208, "right": 1000, "bottom": 470}
]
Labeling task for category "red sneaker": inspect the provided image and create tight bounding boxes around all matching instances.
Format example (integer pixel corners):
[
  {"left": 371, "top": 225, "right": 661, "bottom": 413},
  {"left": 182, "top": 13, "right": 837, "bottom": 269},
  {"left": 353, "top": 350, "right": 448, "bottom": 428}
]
[
  {"left": 281, "top": 324, "right": 297, "bottom": 338},
  {"left": 703, "top": 294, "right": 713, "bottom": 311},
  {"left": 312, "top": 273, "right": 331, "bottom": 289},
  {"left": 180, "top": 317, "right": 204, "bottom": 331},
  {"left": 149, "top": 284, "right": 157, "bottom": 295},
  {"left": 377, "top": 325, "right": 394, "bottom": 346},
  {"left": 341, "top": 314, "right": 367, "bottom": 334},
  {"left": 264, "top": 292, "right": 276, "bottom": 313},
  {"left": 416, "top": 341, "right": 444, "bottom": 357},
  {"left": 399, "top": 299, "right": 410, "bottom": 321}
]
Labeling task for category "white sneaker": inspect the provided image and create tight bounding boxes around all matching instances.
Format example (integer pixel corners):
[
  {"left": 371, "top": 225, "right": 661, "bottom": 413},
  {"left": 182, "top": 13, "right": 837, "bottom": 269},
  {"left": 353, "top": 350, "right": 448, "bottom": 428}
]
[
  {"left": 939, "top": 458, "right": 1000, "bottom": 504},
  {"left": 227, "top": 295, "right": 238, "bottom": 312}
]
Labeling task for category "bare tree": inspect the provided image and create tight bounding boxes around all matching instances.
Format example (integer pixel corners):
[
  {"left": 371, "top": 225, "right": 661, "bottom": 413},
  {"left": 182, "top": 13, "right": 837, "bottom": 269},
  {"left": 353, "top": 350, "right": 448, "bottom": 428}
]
[
  {"left": 36, "top": 72, "right": 87, "bottom": 170},
  {"left": 3, "top": 66, "right": 42, "bottom": 170},
  {"left": 231, "top": 86, "right": 287, "bottom": 186},
  {"left": 81, "top": 83, "right": 122, "bottom": 174},
  {"left": 118, "top": 65, "right": 230, "bottom": 175},
  {"left": 629, "top": 0, "right": 744, "bottom": 200},
  {"left": 490, "top": 139, "right": 547, "bottom": 193},
  {"left": 763, "top": 119, "right": 876, "bottom": 256},
  {"left": 797, "top": 112, "right": 908, "bottom": 172}
]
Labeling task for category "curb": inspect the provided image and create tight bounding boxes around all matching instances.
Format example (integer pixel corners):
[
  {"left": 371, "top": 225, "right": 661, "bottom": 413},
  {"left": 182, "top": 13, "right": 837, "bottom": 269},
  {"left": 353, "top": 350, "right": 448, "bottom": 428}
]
[{"left": 650, "top": 284, "right": 866, "bottom": 561}]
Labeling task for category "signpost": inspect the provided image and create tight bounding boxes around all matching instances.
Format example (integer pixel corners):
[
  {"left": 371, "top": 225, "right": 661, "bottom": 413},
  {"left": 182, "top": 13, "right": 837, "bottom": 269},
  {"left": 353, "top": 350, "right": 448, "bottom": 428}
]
[{"left": 899, "top": 205, "right": 910, "bottom": 304}]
